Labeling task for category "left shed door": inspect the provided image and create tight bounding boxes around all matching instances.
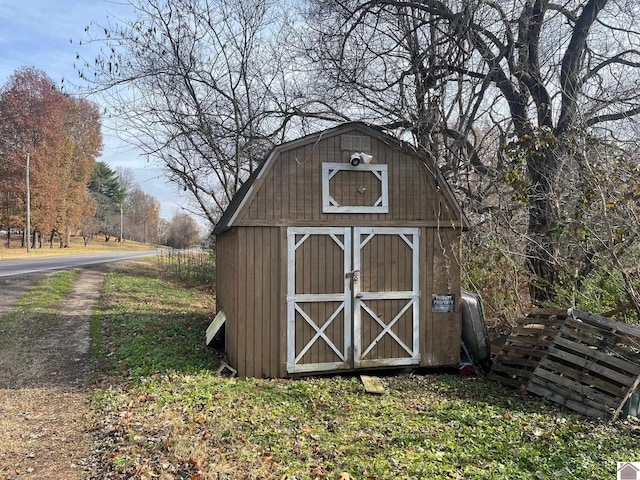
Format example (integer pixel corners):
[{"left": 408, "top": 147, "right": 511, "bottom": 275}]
[{"left": 287, "top": 227, "right": 352, "bottom": 373}]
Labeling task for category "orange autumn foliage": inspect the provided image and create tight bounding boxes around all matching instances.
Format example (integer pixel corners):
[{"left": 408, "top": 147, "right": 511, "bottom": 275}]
[{"left": 0, "top": 67, "right": 102, "bottom": 245}]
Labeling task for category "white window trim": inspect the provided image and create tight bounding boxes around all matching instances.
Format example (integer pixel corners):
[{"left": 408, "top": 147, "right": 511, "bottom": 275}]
[{"left": 321, "top": 162, "right": 389, "bottom": 214}]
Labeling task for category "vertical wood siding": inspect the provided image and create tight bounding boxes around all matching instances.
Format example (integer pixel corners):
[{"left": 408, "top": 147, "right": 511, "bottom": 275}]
[
  {"left": 330, "top": 170, "right": 382, "bottom": 208},
  {"left": 216, "top": 230, "right": 238, "bottom": 369},
  {"left": 357, "top": 235, "right": 415, "bottom": 362},
  {"left": 294, "top": 302, "right": 346, "bottom": 366},
  {"left": 238, "top": 134, "right": 460, "bottom": 226},
  {"left": 423, "top": 227, "right": 462, "bottom": 366},
  {"left": 222, "top": 223, "right": 462, "bottom": 376},
  {"left": 358, "top": 299, "right": 414, "bottom": 360},
  {"left": 222, "top": 226, "right": 283, "bottom": 378}
]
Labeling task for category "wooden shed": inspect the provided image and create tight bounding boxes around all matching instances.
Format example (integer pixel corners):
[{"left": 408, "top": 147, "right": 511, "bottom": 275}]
[{"left": 213, "top": 123, "right": 469, "bottom": 378}]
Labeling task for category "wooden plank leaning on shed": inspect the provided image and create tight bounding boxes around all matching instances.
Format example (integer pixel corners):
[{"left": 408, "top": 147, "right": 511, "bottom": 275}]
[
  {"left": 488, "top": 309, "right": 567, "bottom": 388},
  {"left": 527, "top": 309, "right": 640, "bottom": 422}
]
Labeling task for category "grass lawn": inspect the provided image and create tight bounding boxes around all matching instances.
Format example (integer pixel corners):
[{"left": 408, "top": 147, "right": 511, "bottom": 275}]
[
  {"left": 0, "top": 235, "right": 155, "bottom": 260},
  {"left": 89, "top": 260, "right": 640, "bottom": 480}
]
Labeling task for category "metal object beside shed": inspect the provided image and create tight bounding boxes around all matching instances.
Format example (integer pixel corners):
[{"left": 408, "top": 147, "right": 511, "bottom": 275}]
[{"left": 460, "top": 290, "right": 491, "bottom": 365}]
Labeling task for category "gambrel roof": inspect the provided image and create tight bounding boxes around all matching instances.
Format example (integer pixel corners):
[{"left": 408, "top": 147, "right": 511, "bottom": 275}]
[{"left": 213, "top": 122, "right": 469, "bottom": 235}]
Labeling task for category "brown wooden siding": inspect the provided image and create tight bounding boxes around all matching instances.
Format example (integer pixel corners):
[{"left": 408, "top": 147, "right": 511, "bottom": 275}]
[
  {"left": 421, "top": 227, "right": 462, "bottom": 366},
  {"left": 357, "top": 233, "right": 417, "bottom": 363},
  {"left": 359, "top": 233, "right": 413, "bottom": 292},
  {"left": 216, "top": 229, "right": 237, "bottom": 369},
  {"left": 238, "top": 133, "right": 460, "bottom": 226},
  {"left": 220, "top": 227, "right": 283, "bottom": 378},
  {"left": 220, "top": 223, "right": 462, "bottom": 377},
  {"left": 359, "top": 299, "right": 413, "bottom": 360},
  {"left": 420, "top": 227, "right": 433, "bottom": 365},
  {"left": 330, "top": 170, "right": 382, "bottom": 208},
  {"left": 293, "top": 233, "right": 345, "bottom": 295}
]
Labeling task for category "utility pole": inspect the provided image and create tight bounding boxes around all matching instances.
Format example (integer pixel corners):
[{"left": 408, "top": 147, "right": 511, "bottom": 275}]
[
  {"left": 120, "top": 203, "right": 123, "bottom": 245},
  {"left": 25, "top": 152, "right": 31, "bottom": 254}
]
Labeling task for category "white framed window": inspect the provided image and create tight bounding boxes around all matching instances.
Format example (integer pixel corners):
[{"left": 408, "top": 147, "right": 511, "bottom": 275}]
[{"left": 321, "top": 163, "right": 389, "bottom": 214}]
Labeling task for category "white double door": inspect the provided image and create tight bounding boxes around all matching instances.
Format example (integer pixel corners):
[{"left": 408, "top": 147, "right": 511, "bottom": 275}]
[{"left": 287, "top": 227, "right": 420, "bottom": 374}]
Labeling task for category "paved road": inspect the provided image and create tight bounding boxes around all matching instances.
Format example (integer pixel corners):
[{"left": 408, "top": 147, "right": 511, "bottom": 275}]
[{"left": 0, "top": 250, "right": 157, "bottom": 279}]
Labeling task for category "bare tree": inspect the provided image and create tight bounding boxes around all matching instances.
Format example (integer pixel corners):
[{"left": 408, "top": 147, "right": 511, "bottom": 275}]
[
  {"left": 166, "top": 212, "right": 202, "bottom": 249},
  {"left": 76, "top": 0, "right": 640, "bottom": 306},
  {"left": 302, "top": 0, "right": 640, "bottom": 304},
  {"left": 78, "top": 0, "right": 312, "bottom": 225}
]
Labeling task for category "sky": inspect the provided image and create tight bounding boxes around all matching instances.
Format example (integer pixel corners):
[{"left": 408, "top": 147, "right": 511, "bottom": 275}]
[{"left": 0, "top": 0, "right": 185, "bottom": 220}]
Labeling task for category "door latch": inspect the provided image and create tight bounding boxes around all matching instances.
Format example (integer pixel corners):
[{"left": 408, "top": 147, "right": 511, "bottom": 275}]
[{"left": 346, "top": 269, "right": 360, "bottom": 281}]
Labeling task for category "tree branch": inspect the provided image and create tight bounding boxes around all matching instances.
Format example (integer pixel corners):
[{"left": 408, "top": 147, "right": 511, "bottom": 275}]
[
  {"left": 557, "top": 0, "right": 608, "bottom": 135},
  {"left": 586, "top": 105, "right": 640, "bottom": 127}
]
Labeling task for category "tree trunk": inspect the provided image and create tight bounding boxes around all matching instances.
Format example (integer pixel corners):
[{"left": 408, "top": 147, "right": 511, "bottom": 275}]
[
  {"left": 82, "top": 231, "right": 92, "bottom": 246},
  {"left": 526, "top": 148, "right": 559, "bottom": 305}
]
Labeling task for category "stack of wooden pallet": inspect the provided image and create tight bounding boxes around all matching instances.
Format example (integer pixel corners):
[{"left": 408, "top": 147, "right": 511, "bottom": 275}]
[
  {"left": 490, "top": 308, "right": 640, "bottom": 421},
  {"left": 488, "top": 309, "right": 567, "bottom": 388}
]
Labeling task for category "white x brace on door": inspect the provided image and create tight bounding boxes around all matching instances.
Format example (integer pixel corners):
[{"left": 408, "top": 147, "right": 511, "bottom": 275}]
[{"left": 287, "top": 227, "right": 420, "bottom": 373}]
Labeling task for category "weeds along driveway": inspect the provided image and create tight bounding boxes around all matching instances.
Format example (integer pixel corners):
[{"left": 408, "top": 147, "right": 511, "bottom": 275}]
[{"left": 0, "top": 268, "right": 104, "bottom": 480}]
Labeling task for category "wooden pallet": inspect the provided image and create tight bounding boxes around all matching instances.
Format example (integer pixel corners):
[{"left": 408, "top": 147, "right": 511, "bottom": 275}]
[
  {"left": 488, "top": 309, "right": 567, "bottom": 388},
  {"left": 527, "top": 309, "right": 640, "bottom": 421}
]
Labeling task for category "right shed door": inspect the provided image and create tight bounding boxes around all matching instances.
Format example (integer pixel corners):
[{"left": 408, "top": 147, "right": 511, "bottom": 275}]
[{"left": 352, "top": 227, "right": 421, "bottom": 368}]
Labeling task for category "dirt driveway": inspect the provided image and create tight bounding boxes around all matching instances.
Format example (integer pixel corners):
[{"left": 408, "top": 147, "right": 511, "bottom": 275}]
[{"left": 0, "top": 269, "right": 104, "bottom": 479}]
